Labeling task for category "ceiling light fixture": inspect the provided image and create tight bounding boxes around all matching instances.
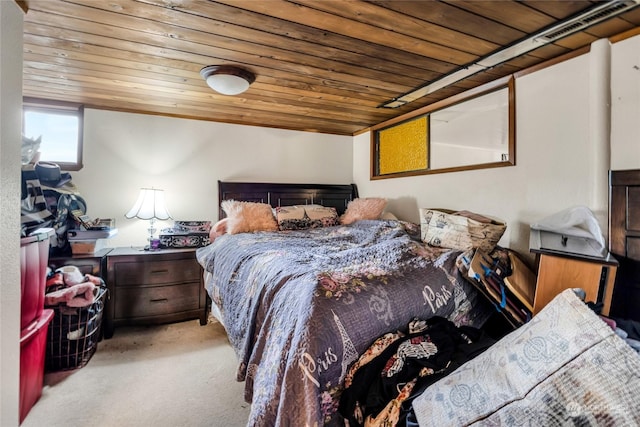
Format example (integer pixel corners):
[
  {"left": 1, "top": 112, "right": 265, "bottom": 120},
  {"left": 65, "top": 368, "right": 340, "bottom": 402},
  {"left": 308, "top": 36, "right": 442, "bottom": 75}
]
[
  {"left": 381, "top": 0, "right": 640, "bottom": 108},
  {"left": 200, "top": 65, "right": 256, "bottom": 96}
]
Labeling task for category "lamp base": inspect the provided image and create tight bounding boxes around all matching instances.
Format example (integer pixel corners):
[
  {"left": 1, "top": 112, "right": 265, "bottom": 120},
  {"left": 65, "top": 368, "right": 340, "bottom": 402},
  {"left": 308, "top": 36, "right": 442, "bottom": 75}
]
[
  {"left": 143, "top": 239, "right": 161, "bottom": 251},
  {"left": 144, "top": 219, "right": 161, "bottom": 250}
]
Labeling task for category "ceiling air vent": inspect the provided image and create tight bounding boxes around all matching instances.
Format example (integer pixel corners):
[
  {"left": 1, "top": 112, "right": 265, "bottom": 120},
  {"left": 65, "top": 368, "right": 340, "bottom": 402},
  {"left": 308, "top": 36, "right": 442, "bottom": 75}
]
[
  {"left": 382, "top": 0, "right": 640, "bottom": 108},
  {"left": 537, "top": 0, "right": 639, "bottom": 42}
]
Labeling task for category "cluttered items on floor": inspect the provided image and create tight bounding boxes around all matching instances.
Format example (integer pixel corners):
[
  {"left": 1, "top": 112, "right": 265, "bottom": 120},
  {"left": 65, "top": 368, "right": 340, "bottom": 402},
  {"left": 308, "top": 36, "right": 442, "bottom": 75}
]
[
  {"left": 21, "top": 161, "right": 117, "bottom": 256},
  {"left": 66, "top": 218, "right": 117, "bottom": 255},
  {"left": 411, "top": 289, "right": 640, "bottom": 426},
  {"left": 44, "top": 265, "right": 107, "bottom": 371},
  {"left": 340, "top": 289, "right": 640, "bottom": 427},
  {"left": 458, "top": 247, "right": 537, "bottom": 327},
  {"left": 339, "top": 316, "right": 496, "bottom": 427}
]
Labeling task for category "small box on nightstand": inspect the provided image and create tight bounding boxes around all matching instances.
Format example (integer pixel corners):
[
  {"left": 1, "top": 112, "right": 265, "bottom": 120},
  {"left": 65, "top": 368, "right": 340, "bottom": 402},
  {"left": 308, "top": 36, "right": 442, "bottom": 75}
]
[
  {"left": 68, "top": 228, "right": 118, "bottom": 255},
  {"left": 159, "top": 221, "right": 211, "bottom": 249}
]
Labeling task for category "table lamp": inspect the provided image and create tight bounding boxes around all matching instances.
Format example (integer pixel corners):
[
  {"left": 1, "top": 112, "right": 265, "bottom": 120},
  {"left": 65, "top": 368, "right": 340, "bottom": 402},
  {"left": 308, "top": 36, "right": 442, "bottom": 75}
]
[{"left": 125, "top": 188, "right": 172, "bottom": 249}]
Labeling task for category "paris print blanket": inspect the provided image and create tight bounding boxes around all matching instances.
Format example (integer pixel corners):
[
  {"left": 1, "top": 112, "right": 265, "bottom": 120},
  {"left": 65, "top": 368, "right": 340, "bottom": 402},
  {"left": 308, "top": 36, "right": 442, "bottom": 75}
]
[{"left": 197, "top": 219, "right": 492, "bottom": 426}]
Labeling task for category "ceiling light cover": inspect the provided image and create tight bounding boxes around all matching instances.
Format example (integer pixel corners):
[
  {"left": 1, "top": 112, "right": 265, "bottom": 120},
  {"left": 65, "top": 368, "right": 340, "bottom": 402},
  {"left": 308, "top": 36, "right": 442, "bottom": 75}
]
[{"left": 200, "top": 65, "right": 256, "bottom": 95}]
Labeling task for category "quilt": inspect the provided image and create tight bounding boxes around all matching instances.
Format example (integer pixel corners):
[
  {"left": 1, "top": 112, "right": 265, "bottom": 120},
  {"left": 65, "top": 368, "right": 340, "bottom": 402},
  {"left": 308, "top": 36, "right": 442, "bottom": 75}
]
[
  {"left": 196, "top": 219, "right": 492, "bottom": 426},
  {"left": 412, "top": 289, "right": 640, "bottom": 426}
]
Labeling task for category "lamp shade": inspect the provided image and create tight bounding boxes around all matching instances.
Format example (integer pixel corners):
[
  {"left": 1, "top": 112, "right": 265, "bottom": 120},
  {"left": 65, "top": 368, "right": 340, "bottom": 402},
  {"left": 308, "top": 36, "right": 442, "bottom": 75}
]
[
  {"left": 200, "top": 65, "right": 255, "bottom": 95},
  {"left": 125, "top": 188, "right": 171, "bottom": 220}
]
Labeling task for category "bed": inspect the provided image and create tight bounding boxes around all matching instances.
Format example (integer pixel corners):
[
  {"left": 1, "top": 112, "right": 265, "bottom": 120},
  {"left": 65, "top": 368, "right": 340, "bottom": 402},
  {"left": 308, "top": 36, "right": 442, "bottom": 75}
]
[
  {"left": 196, "top": 178, "right": 640, "bottom": 427},
  {"left": 196, "top": 181, "right": 496, "bottom": 426}
]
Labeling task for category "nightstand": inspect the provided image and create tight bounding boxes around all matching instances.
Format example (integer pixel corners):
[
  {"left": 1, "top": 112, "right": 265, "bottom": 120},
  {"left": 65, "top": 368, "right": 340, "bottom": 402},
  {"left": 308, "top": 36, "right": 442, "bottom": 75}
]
[
  {"left": 104, "top": 247, "right": 208, "bottom": 338},
  {"left": 49, "top": 248, "right": 112, "bottom": 277},
  {"left": 530, "top": 232, "right": 618, "bottom": 316}
]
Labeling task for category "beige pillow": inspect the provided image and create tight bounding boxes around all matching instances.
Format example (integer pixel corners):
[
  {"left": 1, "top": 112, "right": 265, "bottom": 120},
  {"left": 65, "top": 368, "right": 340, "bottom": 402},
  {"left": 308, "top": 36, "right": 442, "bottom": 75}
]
[
  {"left": 340, "top": 197, "right": 387, "bottom": 225},
  {"left": 221, "top": 200, "right": 278, "bottom": 234},
  {"left": 419, "top": 208, "right": 506, "bottom": 252}
]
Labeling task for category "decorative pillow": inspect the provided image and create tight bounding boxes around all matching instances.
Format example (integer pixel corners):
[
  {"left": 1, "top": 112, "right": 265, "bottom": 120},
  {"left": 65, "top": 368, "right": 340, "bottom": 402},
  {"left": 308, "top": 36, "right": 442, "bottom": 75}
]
[
  {"left": 221, "top": 200, "right": 278, "bottom": 234},
  {"left": 276, "top": 205, "right": 308, "bottom": 230},
  {"left": 276, "top": 204, "right": 339, "bottom": 230},
  {"left": 419, "top": 208, "right": 506, "bottom": 252},
  {"left": 209, "top": 218, "right": 228, "bottom": 242},
  {"left": 340, "top": 197, "right": 387, "bottom": 225},
  {"left": 305, "top": 205, "right": 339, "bottom": 228}
]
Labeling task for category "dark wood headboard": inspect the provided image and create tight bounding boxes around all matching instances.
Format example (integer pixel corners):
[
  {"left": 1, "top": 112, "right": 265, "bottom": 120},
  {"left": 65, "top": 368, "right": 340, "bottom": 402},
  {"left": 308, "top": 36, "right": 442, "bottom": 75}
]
[
  {"left": 218, "top": 181, "right": 359, "bottom": 219},
  {"left": 609, "top": 169, "right": 640, "bottom": 321}
]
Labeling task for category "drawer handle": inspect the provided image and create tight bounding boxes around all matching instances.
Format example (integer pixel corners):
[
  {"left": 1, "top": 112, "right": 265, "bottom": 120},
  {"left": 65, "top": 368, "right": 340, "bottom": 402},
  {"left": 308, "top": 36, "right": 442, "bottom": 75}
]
[
  {"left": 150, "top": 270, "right": 169, "bottom": 275},
  {"left": 149, "top": 298, "right": 169, "bottom": 304}
]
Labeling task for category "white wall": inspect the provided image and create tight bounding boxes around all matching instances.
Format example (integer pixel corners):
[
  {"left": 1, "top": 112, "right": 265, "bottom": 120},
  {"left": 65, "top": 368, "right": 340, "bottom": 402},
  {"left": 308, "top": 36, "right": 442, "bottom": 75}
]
[
  {"left": 354, "top": 47, "right": 609, "bottom": 260},
  {"left": 72, "top": 110, "right": 353, "bottom": 247},
  {"left": 611, "top": 35, "right": 640, "bottom": 170},
  {"left": 0, "top": 2, "right": 24, "bottom": 425}
]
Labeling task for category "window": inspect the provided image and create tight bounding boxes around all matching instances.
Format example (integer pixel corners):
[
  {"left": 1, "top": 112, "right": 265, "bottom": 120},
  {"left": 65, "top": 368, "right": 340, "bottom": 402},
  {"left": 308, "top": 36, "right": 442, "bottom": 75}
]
[{"left": 22, "top": 98, "right": 84, "bottom": 171}]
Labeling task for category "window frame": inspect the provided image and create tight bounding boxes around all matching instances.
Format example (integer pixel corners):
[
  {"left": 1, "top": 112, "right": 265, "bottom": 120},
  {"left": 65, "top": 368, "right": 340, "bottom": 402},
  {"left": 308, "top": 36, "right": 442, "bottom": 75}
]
[
  {"left": 22, "top": 97, "right": 84, "bottom": 171},
  {"left": 370, "top": 75, "right": 515, "bottom": 179}
]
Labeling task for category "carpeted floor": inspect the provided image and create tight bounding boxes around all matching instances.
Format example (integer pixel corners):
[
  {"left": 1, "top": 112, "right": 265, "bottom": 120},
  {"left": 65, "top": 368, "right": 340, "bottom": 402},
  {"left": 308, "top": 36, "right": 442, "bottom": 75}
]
[{"left": 22, "top": 319, "right": 250, "bottom": 427}]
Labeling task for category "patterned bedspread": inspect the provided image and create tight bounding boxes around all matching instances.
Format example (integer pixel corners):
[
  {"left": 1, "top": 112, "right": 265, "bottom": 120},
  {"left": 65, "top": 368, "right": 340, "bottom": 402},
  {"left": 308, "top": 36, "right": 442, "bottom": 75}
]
[{"left": 196, "top": 220, "right": 491, "bottom": 426}]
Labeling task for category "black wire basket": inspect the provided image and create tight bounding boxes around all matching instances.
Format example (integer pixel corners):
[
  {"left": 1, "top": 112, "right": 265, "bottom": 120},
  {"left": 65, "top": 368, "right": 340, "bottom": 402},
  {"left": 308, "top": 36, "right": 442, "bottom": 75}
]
[{"left": 45, "top": 286, "right": 107, "bottom": 372}]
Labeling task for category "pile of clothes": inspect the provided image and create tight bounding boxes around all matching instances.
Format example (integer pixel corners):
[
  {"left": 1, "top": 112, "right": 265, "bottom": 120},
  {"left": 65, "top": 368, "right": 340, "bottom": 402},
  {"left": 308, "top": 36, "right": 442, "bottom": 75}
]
[
  {"left": 45, "top": 266, "right": 103, "bottom": 308},
  {"left": 339, "top": 316, "right": 496, "bottom": 427},
  {"left": 44, "top": 265, "right": 107, "bottom": 371}
]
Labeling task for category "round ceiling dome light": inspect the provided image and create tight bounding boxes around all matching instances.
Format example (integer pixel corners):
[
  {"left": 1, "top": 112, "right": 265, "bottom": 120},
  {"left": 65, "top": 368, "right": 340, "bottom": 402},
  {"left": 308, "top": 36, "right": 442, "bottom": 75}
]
[{"left": 200, "top": 65, "right": 256, "bottom": 96}]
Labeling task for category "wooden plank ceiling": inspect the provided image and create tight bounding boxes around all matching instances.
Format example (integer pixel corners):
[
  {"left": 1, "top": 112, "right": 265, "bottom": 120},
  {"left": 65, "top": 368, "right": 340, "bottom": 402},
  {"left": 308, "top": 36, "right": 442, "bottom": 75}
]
[{"left": 21, "top": 0, "right": 640, "bottom": 136}]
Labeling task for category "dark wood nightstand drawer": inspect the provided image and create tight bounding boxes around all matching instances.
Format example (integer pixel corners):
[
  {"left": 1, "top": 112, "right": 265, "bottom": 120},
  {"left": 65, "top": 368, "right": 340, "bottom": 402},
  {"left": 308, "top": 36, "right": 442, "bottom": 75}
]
[
  {"left": 114, "top": 259, "right": 201, "bottom": 286},
  {"left": 104, "top": 247, "right": 209, "bottom": 338},
  {"left": 114, "top": 282, "right": 201, "bottom": 319}
]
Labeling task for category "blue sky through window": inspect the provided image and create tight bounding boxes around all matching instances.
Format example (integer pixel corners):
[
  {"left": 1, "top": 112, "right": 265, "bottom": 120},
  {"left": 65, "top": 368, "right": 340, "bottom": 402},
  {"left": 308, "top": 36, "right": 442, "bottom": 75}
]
[{"left": 24, "top": 110, "right": 79, "bottom": 163}]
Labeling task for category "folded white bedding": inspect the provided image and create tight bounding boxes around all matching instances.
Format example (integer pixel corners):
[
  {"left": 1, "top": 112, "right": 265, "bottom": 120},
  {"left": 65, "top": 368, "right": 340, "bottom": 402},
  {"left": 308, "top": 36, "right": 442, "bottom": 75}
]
[{"left": 412, "top": 289, "right": 640, "bottom": 426}]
